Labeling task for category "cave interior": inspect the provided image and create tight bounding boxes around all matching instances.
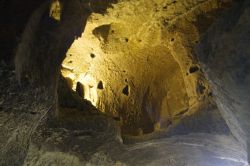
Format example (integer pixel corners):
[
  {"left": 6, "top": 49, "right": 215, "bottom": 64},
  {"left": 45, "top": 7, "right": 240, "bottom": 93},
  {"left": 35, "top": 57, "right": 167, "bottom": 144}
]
[{"left": 0, "top": 0, "right": 250, "bottom": 165}]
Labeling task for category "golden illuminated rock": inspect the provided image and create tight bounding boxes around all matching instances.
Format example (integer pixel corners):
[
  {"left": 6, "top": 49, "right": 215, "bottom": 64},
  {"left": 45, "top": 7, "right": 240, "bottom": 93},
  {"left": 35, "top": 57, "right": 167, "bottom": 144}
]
[
  {"left": 2, "top": 0, "right": 250, "bottom": 165},
  {"left": 49, "top": 0, "right": 62, "bottom": 21},
  {"left": 61, "top": 0, "right": 232, "bottom": 135}
]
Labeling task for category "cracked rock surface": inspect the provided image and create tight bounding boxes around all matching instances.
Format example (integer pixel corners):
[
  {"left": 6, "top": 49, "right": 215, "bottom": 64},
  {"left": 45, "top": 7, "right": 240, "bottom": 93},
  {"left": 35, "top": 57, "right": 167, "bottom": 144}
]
[
  {"left": 0, "top": 0, "right": 250, "bottom": 165},
  {"left": 197, "top": 0, "right": 250, "bottom": 163}
]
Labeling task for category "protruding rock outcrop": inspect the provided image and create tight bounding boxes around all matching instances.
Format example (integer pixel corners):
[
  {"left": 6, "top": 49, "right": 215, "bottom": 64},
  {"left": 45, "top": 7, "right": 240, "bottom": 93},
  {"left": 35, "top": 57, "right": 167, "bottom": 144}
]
[{"left": 197, "top": 0, "right": 250, "bottom": 163}]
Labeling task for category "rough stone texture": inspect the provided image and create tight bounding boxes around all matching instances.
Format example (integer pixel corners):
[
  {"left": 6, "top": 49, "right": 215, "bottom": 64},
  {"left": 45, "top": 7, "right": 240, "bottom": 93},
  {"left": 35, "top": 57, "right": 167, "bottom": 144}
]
[
  {"left": 1, "top": 0, "right": 250, "bottom": 165},
  {"left": 25, "top": 132, "right": 248, "bottom": 166},
  {"left": 0, "top": 0, "right": 90, "bottom": 165},
  {"left": 197, "top": 0, "right": 250, "bottom": 163},
  {"left": 62, "top": 0, "right": 233, "bottom": 134},
  {"left": 0, "top": 62, "right": 248, "bottom": 165},
  {"left": 15, "top": 0, "right": 90, "bottom": 86},
  {"left": 0, "top": 64, "right": 54, "bottom": 165}
]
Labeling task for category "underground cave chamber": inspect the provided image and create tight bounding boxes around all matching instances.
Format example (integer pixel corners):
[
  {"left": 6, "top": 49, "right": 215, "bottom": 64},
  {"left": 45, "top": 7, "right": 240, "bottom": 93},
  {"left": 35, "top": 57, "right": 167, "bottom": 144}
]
[
  {"left": 1, "top": 0, "right": 250, "bottom": 165},
  {"left": 60, "top": 20, "right": 211, "bottom": 136}
]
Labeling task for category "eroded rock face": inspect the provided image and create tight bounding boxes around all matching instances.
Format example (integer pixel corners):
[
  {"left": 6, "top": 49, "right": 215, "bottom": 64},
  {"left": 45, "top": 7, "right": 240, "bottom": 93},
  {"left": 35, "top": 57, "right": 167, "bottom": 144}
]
[
  {"left": 62, "top": 0, "right": 233, "bottom": 135},
  {"left": 0, "top": 64, "right": 246, "bottom": 165},
  {"left": 197, "top": 0, "right": 250, "bottom": 163},
  {"left": 0, "top": 66, "right": 54, "bottom": 165},
  {"left": 15, "top": 0, "right": 90, "bottom": 87},
  {"left": 2, "top": 0, "right": 250, "bottom": 165},
  {"left": 0, "top": 0, "right": 91, "bottom": 165}
]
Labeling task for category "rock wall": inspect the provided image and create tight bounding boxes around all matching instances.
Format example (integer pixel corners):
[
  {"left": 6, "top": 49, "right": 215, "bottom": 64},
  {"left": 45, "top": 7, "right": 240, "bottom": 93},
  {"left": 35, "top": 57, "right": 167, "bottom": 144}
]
[
  {"left": 197, "top": 0, "right": 250, "bottom": 163},
  {"left": 0, "top": 0, "right": 44, "bottom": 64},
  {"left": 61, "top": 0, "right": 233, "bottom": 135},
  {"left": 14, "top": 0, "right": 89, "bottom": 87},
  {"left": 2, "top": 0, "right": 249, "bottom": 165}
]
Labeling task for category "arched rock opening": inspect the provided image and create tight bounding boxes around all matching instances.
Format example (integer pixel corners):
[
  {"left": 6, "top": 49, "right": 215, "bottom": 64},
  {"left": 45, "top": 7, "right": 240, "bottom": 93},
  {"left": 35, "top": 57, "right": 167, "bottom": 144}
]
[
  {"left": 2, "top": 0, "right": 249, "bottom": 165},
  {"left": 60, "top": 0, "right": 232, "bottom": 136}
]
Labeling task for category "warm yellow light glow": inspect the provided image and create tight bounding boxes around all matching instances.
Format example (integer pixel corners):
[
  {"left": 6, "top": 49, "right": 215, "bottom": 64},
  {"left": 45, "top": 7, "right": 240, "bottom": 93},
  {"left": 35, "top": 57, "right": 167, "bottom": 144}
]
[
  {"left": 49, "top": 0, "right": 62, "bottom": 21},
  {"left": 60, "top": 0, "right": 217, "bottom": 135},
  {"left": 62, "top": 67, "right": 98, "bottom": 106},
  {"left": 61, "top": 17, "right": 105, "bottom": 107},
  {"left": 77, "top": 73, "right": 98, "bottom": 106},
  {"left": 65, "top": 73, "right": 76, "bottom": 81},
  {"left": 60, "top": 6, "right": 190, "bottom": 133}
]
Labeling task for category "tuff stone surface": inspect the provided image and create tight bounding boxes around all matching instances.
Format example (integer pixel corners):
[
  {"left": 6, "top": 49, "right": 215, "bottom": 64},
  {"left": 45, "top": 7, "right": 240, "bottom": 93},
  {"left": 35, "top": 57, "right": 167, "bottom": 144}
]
[
  {"left": 61, "top": 0, "right": 233, "bottom": 134},
  {"left": 197, "top": 0, "right": 250, "bottom": 163},
  {"left": 0, "top": 0, "right": 249, "bottom": 165}
]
